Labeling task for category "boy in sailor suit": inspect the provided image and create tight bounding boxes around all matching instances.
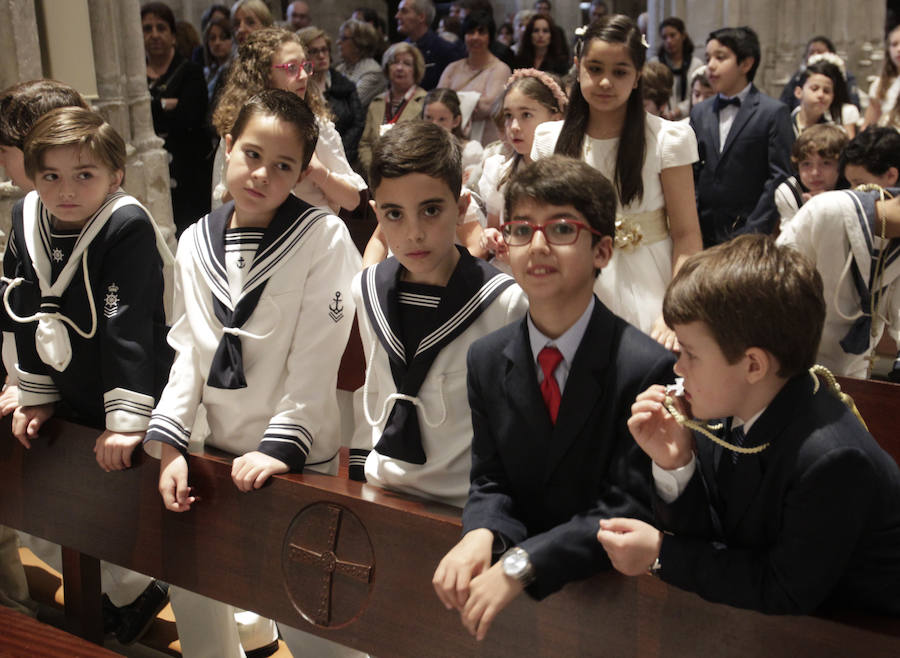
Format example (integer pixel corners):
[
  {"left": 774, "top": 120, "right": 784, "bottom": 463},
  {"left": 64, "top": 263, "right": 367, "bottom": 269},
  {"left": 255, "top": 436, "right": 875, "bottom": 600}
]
[
  {"left": 350, "top": 121, "right": 528, "bottom": 507},
  {"left": 1, "top": 106, "right": 173, "bottom": 637},
  {"left": 144, "top": 90, "right": 362, "bottom": 658}
]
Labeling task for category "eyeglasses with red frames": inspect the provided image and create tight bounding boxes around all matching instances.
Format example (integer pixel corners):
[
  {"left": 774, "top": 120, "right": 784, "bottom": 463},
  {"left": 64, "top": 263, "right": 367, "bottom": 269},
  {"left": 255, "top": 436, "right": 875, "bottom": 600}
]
[
  {"left": 500, "top": 219, "right": 604, "bottom": 246},
  {"left": 272, "top": 60, "right": 313, "bottom": 77}
]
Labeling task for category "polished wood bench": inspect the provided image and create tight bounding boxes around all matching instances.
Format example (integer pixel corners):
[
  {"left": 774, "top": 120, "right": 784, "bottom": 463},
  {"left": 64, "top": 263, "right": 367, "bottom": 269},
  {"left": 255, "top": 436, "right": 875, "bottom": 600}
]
[
  {"left": 0, "top": 605, "right": 123, "bottom": 657},
  {"left": 0, "top": 377, "right": 898, "bottom": 657}
]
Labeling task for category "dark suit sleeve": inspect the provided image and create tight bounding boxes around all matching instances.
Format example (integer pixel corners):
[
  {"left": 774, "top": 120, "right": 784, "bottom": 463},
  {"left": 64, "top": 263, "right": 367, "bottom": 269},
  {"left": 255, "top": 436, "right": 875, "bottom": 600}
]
[
  {"left": 658, "top": 447, "right": 879, "bottom": 614},
  {"left": 739, "top": 102, "right": 793, "bottom": 237},
  {"left": 461, "top": 345, "right": 529, "bottom": 546},
  {"left": 518, "top": 347, "right": 674, "bottom": 600},
  {"left": 342, "top": 87, "right": 365, "bottom": 166}
]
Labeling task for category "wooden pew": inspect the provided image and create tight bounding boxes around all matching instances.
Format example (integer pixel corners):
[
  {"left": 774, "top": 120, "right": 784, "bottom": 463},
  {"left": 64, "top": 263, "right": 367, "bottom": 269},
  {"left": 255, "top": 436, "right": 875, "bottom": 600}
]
[{"left": 0, "top": 377, "right": 898, "bottom": 657}]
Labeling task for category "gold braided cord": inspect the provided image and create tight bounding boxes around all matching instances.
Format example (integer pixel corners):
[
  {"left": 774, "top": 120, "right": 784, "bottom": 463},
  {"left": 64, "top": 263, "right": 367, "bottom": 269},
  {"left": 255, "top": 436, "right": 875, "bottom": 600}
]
[
  {"left": 852, "top": 184, "right": 894, "bottom": 378},
  {"left": 662, "top": 365, "right": 869, "bottom": 454}
]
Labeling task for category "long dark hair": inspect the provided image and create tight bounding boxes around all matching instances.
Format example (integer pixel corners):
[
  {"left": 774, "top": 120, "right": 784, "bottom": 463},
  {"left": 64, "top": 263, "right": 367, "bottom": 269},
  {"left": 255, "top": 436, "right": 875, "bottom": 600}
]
[
  {"left": 798, "top": 59, "right": 849, "bottom": 121},
  {"left": 516, "top": 14, "right": 569, "bottom": 75},
  {"left": 555, "top": 14, "right": 646, "bottom": 206},
  {"left": 655, "top": 17, "right": 693, "bottom": 64}
]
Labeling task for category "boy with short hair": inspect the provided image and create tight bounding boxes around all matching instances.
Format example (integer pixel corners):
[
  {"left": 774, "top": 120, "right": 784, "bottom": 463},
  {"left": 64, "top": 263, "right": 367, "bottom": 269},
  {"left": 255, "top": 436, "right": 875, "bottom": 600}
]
[
  {"left": 433, "top": 155, "right": 675, "bottom": 639},
  {"left": 144, "top": 89, "right": 361, "bottom": 658},
  {"left": 774, "top": 123, "right": 847, "bottom": 228},
  {"left": 777, "top": 136, "right": 900, "bottom": 379},
  {"left": 839, "top": 126, "right": 900, "bottom": 189},
  {"left": 597, "top": 235, "right": 900, "bottom": 615},
  {"left": 1, "top": 105, "right": 173, "bottom": 641},
  {"left": 690, "top": 26, "right": 794, "bottom": 246},
  {"left": 350, "top": 120, "right": 528, "bottom": 506}
]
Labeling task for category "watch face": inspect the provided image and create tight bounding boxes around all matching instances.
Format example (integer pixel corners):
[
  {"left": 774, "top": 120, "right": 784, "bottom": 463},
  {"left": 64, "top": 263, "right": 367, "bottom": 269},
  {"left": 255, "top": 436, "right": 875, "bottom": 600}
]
[{"left": 504, "top": 550, "right": 527, "bottom": 576}]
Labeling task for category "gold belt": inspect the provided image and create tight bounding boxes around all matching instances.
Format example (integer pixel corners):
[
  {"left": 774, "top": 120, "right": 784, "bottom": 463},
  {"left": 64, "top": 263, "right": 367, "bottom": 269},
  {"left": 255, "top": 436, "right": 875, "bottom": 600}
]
[{"left": 614, "top": 209, "right": 669, "bottom": 251}]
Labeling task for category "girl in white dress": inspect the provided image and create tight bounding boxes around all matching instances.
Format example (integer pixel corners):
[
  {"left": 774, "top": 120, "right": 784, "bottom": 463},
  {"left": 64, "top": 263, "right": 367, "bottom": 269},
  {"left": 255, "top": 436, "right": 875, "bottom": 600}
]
[
  {"left": 479, "top": 68, "right": 566, "bottom": 260},
  {"left": 531, "top": 14, "right": 702, "bottom": 349},
  {"left": 422, "top": 88, "right": 484, "bottom": 188},
  {"left": 863, "top": 22, "right": 900, "bottom": 130}
]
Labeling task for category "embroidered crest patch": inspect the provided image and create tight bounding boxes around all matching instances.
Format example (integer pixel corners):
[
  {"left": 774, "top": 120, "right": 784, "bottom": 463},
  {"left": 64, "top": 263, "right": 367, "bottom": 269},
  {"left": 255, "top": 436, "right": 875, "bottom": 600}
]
[
  {"left": 329, "top": 291, "right": 344, "bottom": 323},
  {"left": 51, "top": 248, "right": 65, "bottom": 263},
  {"left": 104, "top": 283, "right": 120, "bottom": 318}
]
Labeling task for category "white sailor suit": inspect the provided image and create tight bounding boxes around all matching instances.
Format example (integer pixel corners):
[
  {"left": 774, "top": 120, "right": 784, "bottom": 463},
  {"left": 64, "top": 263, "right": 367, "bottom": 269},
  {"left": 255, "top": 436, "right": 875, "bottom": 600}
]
[
  {"left": 144, "top": 194, "right": 360, "bottom": 471},
  {"left": 350, "top": 247, "right": 528, "bottom": 508},
  {"left": 143, "top": 194, "right": 360, "bottom": 658},
  {"left": 777, "top": 187, "right": 900, "bottom": 378},
  {"left": 1, "top": 189, "right": 172, "bottom": 607}
]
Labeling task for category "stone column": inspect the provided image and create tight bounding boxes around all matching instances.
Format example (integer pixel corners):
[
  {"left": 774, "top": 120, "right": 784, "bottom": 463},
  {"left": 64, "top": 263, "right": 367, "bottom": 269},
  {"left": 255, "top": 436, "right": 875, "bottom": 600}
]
[{"left": 90, "top": 0, "right": 178, "bottom": 249}]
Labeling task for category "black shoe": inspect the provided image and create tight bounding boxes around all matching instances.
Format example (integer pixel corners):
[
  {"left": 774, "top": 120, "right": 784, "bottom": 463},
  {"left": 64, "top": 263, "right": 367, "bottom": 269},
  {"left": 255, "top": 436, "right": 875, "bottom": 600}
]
[
  {"left": 245, "top": 639, "right": 280, "bottom": 658},
  {"left": 101, "top": 593, "right": 121, "bottom": 635},
  {"left": 114, "top": 580, "right": 169, "bottom": 645}
]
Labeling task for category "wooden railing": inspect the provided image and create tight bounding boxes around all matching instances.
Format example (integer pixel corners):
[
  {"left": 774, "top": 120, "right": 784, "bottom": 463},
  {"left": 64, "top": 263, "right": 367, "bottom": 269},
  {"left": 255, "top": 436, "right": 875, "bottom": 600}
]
[{"left": 0, "top": 376, "right": 898, "bottom": 657}]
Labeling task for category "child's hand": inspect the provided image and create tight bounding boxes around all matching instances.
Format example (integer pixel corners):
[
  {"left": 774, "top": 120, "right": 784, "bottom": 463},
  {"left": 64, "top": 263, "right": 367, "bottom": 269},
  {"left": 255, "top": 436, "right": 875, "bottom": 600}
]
[
  {"left": 628, "top": 385, "right": 694, "bottom": 470},
  {"left": 0, "top": 385, "right": 18, "bottom": 417},
  {"left": 650, "top": 315, "right": 679, "bottom": 352},
  {"left": 480, "top": 228, "right": 508, "bottom": 262},
  {"left": 159, "top": 443, "right": 194, "bottom": 512},
  {"left": 461, "top": 561, "right": 524, "bottom": 641},
  {"left": 94, "top": 430, "right": 144, "bottom": 472},
  {"left": 231, "top": 451, "right": 289, "bottom": 492},
  {"left": 11, "top": 403, "right": 54, "bottom": 449},
  {"left": 432, "top": 527, "right": 494, "bottom": 611},
  {"left": 597, "top": 518, "right": 663, "bottom": 576}
]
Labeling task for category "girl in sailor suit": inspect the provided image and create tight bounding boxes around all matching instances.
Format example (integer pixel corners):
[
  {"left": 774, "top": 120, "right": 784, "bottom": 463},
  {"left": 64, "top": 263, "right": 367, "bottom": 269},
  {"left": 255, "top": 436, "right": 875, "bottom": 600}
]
[{"left": 144, "top": 91, "right": 362, "bottom": 658}]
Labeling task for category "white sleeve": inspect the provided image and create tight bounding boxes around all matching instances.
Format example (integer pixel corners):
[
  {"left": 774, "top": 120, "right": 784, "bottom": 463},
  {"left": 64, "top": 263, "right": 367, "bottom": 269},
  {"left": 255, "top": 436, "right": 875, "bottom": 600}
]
[
  {"left": 652, "top": 456, "right": 697, "bottom": 503},
  {"left": 774, "top": 182, "right": 798, "bottom": 231},
  {"left": 314, "top": 119, "right": 367, "bottom": 191},
  {"left": 143, "top": 235, "right": 204, "bottom": 459},
  {"left": 657, "top": 116, "right": 700, "bottom": 169},
  {"left": 256, "top": 219, "right": 361, "bottom": 471},
  {"left": 530, "top": 120, "right": 563, "bottom": 162}
]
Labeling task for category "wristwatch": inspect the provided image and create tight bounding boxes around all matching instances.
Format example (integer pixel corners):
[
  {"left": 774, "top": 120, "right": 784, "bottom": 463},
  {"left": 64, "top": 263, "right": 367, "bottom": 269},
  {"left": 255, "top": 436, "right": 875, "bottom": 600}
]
[
  {"left": 501, "top": 547, "right": 535, "bottom": 586},
  {"left": 648, "top": 557, "right": 662, "bottom": 577}
]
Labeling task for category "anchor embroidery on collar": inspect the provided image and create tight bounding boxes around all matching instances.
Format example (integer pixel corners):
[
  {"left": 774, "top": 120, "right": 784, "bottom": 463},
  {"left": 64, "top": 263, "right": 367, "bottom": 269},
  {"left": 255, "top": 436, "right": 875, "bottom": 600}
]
[{"left": 329, "top": 291, "right": 343, "bottom": 323}]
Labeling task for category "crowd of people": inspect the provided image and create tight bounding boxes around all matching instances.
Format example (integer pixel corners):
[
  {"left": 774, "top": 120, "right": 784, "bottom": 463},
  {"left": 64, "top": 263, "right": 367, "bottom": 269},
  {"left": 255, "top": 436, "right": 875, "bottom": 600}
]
[{"left": 0, "top": 1, "right": 900, "bottom": 656}]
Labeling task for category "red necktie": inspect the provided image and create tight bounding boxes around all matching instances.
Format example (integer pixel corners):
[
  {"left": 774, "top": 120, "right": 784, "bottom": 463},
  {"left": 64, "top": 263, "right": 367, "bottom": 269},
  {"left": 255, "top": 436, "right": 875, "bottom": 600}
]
[{"left": 538, "top": 346, "right": 564, "bottom": 424}]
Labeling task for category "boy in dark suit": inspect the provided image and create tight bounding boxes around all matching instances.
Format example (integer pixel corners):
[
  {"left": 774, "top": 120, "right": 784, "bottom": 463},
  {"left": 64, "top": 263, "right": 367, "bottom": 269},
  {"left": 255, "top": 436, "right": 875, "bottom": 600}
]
[
  {"left": 690, "top": 27, "right": 794, "bottom": 247},
  {"left": 598, "top": 235, "right": 900, "bottom": 615},
  {"left": 432, "top": 156, "right": 675, "bottom": 639}
]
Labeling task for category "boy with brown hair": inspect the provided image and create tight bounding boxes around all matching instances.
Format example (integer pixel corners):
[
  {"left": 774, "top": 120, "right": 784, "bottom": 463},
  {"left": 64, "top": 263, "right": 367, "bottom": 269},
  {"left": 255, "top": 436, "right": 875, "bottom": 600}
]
[
  {"left": 351, "top": 120, "right": 527, "bottom": 506},
  {"left": 433, "top": 155, "right": 675, "bottom": 639},
  {"left": 598, "top": 235, "right": 900, "bottom": 615},
  {"left": 774, "top": 123, "right": 847, "bottom": 228}
]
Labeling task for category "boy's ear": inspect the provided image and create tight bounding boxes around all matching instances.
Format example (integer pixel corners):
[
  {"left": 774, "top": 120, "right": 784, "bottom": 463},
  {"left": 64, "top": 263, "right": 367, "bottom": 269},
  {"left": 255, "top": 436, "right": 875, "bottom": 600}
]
[
  {"left": 794, "top": 85, "right": 803, "bottom": 100},
  {"left": 592, "top": 235, "right": 613, "bottom": 271},
  {"left": 107, "top": 169, "right": 124, "bottom": 193},
  {"left": 738, "top": 56, "right": 754, "bottom": 77},
  {"left": 456, "top": 191, "right": 470, "bottom": 225},
  {"left": 743, "top": 347, "right": 773, "bottom": 384},
  {"left": 887, "top": 166, "right": 899, "bottom": 187}
]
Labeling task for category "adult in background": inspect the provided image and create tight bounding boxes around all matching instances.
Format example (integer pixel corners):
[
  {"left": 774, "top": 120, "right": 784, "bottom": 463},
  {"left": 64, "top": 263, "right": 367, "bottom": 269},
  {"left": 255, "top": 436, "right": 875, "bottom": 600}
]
[
  {"left": 651, "top": 17, "right": 703, "bottom": 120},
  {"left": 515, "top": 13, "right": 570, "bottom": 76},
  {"left": 780, "top": 35, "right": 861, "bottom": 111},
  {"left": 142, "top": 1, "right": 211, "bottom": 235},
  {"left": 299, "top": 26, "right": 365, "bottom": 164},
  {"left": 231, "top": 0, "right": 273, "bottom": 45},
  {"left": 286, "top": 0, "right": 311, "bottom": 30},
  {"left": 202, "top": 16, "right": 233, "bottom": 106},
  {"left": 458, "top": 0, "right": 516, "bottom": 69},
  {"left": 396, "top": 0, "right": 465, "bottom": 90},
  {"left": 351, "top": 7, "right": 390, "bottom": 61},
  {"left": 335, "top": 19, "right": 387, "bottom": 108},
  {"left": 437, "top": 10, "right": 511, "bottom": 144},
  {"left": 357, "top": 42, "right": 428, "bottom": 174},
  {"left": 511, "top": 9, "right": 535, "bottom": 54}
]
